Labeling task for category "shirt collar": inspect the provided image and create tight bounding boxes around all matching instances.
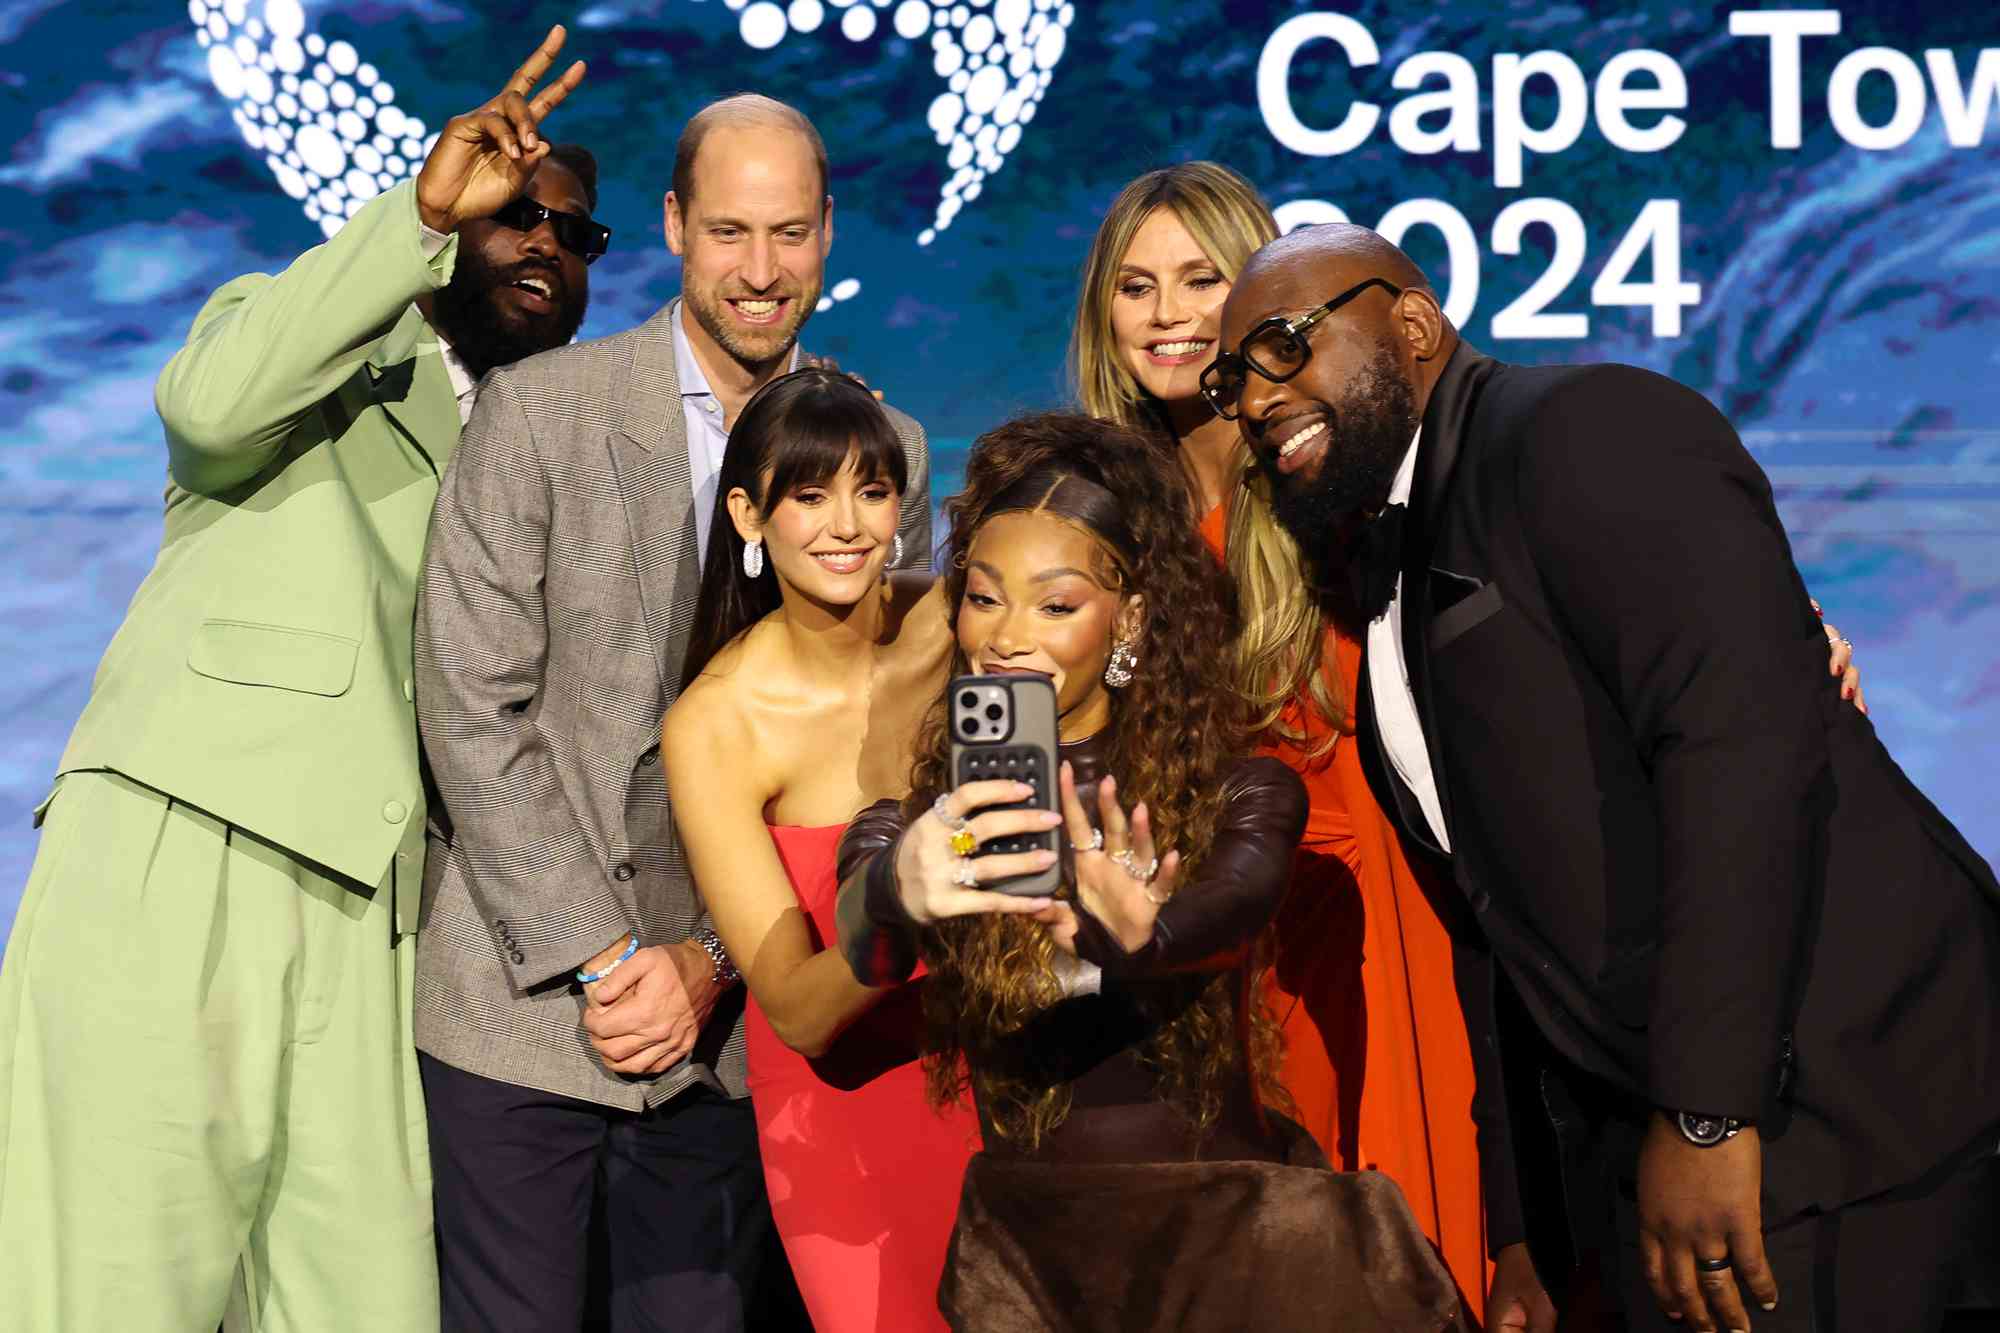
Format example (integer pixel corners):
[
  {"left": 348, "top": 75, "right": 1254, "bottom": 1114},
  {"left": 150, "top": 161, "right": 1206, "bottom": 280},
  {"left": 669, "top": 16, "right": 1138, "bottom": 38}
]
[
  {"left": 427, "top": 317, "right": 478, "bottom": 421},
  {"left": 1386, "top": 426, "right": 1424, "bottom": 507}
]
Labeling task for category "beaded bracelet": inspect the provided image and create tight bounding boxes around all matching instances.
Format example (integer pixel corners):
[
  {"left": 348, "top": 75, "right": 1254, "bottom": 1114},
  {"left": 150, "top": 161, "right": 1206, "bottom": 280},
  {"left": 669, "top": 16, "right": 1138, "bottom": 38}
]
[{"left": 576, "top": 933, "right": 639, "bottom": 985}]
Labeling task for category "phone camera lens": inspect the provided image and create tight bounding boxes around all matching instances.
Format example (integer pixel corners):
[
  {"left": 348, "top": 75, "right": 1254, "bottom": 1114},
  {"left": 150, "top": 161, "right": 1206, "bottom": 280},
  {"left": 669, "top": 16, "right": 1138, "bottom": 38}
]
[
  {"left": 959, "top": 691, "right": 979, "bottom": 709},
  {"left": 984, "top": 703, "right": 1004, "bottom": 722},
  {"left": 959, "top": 717, "right": 980, "bottom": 737}
]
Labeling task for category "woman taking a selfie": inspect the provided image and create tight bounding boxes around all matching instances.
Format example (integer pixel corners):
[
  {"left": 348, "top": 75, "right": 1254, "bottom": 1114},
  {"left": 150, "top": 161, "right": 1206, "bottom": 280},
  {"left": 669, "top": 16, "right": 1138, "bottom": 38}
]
[{"left": 833, "top": 413, "right": 1465, "bottom": 1332}]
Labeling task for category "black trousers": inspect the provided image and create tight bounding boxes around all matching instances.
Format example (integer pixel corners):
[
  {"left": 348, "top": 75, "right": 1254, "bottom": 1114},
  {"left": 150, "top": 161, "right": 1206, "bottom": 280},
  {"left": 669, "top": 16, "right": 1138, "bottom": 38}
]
[
  {"left": 1533, "top": 1060, "right": 2000, "bottom": 1333},
  {"left": 419, "top": 1053, "right": 808, "bottom": 1333}
]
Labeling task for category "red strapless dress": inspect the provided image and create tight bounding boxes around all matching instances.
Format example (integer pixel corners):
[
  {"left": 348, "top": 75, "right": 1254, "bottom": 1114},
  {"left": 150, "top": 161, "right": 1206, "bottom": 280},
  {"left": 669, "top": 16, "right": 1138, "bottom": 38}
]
[{"left": 745, "top": 824, "right": 980, "bottom": 1333}]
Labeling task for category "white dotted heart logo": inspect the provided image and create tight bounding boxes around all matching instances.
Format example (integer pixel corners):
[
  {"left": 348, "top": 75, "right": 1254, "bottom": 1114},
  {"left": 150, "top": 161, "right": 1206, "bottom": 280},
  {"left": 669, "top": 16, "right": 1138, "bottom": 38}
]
[{"left": 724, "top": 0, "right": 1073, "bottom": 245}]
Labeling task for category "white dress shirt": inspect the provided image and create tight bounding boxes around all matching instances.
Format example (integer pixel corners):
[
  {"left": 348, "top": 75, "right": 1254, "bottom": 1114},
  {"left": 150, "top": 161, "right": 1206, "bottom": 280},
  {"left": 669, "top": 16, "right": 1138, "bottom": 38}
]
[
  {"left": 1366, "top": 429, "right": 1452, "bottom": 852},
  {"left": 435, "top": 336, "right": 476, "bottom": 426},
  {"left": 673, "top": 303, "right": 801, "bottom": 566}
]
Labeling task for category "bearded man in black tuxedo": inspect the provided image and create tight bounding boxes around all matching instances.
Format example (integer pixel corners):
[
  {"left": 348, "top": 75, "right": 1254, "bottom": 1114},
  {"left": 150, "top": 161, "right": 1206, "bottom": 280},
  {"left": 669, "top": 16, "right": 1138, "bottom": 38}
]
[{"left": 1207, "top": 224, "right": 2000, "bottom": 1333}]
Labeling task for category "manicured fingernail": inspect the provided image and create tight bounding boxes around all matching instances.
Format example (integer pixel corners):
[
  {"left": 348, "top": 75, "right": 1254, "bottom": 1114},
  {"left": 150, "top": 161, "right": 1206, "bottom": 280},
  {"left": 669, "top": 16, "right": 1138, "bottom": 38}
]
[
  {"left": 1857, "top": 702, "right": 1868, "bottom": 715},
  {"left": 1842, "top": 684, "right": 1853, "bottom": 698},
  {"left": 1038, "top": 811, "right": 1063, "bottom": 826},
  {"left": 1762, "top": 1302, "right": 1778, "bottom": 1311},
  {"left": 1034, "top": 850, "right": 1057, "bottom": 865}
]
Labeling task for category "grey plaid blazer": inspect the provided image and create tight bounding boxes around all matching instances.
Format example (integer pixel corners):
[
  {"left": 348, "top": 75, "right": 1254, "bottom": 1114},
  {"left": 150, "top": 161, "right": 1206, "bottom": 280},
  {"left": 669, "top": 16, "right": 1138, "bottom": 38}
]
[{"left": 412, "top": 299, "right": 932, "bottom": 1109}]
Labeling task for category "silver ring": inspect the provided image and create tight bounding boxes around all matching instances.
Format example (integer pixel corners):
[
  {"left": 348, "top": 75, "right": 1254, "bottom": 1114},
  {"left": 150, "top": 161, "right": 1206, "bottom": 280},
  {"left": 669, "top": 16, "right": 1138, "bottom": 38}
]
[
  {"left": 931, "top": 792, "right": 967, "bottom": 831},
  {"left": 1083, "top": 827, "right": 1104, "bottom": 852},
  {"left": 1112, "top": 849, "right": 1159, "bottom": 882},
  {"left": 1837, "top": 636, "right": 1853, "bottom": 649},
  {"left": 950, "top": 859, "right": 978, "bottom": 888}
]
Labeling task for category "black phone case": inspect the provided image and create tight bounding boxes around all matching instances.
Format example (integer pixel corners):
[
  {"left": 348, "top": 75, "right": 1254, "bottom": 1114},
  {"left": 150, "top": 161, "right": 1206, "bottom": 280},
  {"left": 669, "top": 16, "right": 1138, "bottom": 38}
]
[{"left": 947, "top": 673, "right": 1062, "bottom": 897}]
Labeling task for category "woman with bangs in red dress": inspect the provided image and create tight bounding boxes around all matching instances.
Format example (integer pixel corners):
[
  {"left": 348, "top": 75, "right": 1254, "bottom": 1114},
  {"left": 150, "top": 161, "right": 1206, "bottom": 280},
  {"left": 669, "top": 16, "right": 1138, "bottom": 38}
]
[{"left": 661, "top": 368, "right": 996, "bottom": 1333}]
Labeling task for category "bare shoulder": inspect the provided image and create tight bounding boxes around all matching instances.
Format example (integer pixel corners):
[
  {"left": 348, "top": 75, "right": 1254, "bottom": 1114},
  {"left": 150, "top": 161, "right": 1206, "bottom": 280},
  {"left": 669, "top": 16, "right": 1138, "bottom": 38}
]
[
  {"left": 885, "top": 571, "right": 940, "bottom": 620},
  {"left": 880, "top": 575, "right": 953, "bottom": 667},
  {"left": 665, "top": 628, "right": 768, "bottom": 754}
]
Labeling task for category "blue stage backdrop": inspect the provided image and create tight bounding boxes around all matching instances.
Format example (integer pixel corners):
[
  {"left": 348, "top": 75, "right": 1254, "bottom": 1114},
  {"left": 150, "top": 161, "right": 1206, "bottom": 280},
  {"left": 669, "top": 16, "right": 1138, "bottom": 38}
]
[{"left": 3, "top": 2, "right": 1997, "bottom": 939}]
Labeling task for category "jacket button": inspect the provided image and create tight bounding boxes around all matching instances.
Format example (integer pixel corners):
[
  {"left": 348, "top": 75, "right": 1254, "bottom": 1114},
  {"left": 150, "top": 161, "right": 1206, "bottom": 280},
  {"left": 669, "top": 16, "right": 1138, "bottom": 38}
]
[
  {"left": 510, "top": 951, "right": 525, "bottom": 964},
  {"left": 637, "top": 746, "right": 659, "bottom": 767},
  {"left": 402, "top": 678, "right": 415, "bottom": 702},
  {"left": 382, "top": 800, "right": 408, "bottom": 824},
  {"left": 613, "top": 862, "right": 635, "bottom": 882}
]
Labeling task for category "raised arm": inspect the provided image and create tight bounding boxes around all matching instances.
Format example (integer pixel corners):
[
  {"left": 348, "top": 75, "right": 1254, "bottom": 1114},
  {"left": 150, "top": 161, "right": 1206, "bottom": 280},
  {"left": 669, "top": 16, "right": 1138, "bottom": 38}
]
[
  {"left": 1065, "top": 756, "right": 1307, "bottom": 977},
  {"left": 157, "top": 182, "right": 457, "bottom": 495},
  {"left": 663, "top": 686, "right": 888, "bottom": 1059}
]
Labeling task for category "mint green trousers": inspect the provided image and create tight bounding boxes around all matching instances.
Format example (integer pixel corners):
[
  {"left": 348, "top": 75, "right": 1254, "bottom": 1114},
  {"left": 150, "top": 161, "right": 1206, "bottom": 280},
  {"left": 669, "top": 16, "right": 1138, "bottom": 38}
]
[{"left": 0, "top": 770, "right": 438, "bottom": 1331}]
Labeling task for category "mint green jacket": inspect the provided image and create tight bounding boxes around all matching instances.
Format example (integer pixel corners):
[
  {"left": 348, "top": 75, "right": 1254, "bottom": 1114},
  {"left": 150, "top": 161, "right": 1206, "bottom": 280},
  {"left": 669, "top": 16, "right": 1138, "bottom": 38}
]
[{"left": 57, "top": 182, "right": 460, "bottom": 930}]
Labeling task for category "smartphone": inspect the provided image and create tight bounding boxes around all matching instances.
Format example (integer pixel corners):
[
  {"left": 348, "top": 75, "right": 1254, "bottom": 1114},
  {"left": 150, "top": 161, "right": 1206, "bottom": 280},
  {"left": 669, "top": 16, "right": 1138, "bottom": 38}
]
[{"left": 946, "top": 672, "right": 1062, "bottom": 897}]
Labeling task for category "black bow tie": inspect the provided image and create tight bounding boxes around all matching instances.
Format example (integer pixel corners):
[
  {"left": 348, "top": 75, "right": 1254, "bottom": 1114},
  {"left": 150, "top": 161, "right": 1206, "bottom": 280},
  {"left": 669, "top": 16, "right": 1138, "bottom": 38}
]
[{"left": 1347, "top": 502, "right": 1408, "bottom": 621}]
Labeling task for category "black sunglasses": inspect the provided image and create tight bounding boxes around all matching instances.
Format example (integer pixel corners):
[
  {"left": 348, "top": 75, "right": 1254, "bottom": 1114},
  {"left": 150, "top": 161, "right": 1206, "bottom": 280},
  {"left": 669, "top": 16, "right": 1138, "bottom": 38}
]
[
  {"left": 489, "top": 196, "right": 612, "bottom": 265},
  {"left": 1199, "top": 278, "right": 1404, "bottom": 420}
]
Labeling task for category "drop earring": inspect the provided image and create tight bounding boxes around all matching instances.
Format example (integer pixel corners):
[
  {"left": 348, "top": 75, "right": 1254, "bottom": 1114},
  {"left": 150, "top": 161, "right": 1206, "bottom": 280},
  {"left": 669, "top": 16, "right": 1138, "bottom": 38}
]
[
  {"left": 1103, "top": 638, "right": 1138, "bottom": 688},
  {"left": 892, "top": 534, "right": 905, "bottom": 567},
  {"left": 742, "top": 539, "right": 764, "bottom": 578}
]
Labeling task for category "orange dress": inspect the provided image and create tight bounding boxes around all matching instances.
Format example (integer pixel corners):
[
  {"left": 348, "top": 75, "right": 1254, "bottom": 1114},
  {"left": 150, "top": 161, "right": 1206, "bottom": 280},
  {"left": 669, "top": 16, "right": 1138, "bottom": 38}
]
[{"left": 1201, "top": 505, "right": 1491, "bottom": 1323}]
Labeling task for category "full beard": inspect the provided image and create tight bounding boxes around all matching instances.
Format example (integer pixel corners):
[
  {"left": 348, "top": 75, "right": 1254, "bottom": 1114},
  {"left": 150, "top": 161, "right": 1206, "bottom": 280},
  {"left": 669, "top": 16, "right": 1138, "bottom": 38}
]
[
  {"left": 429, "top": 249, "right": 587, "bottom": 379},
  {"left": 1263, "top": 339, "right": 1421, "bottom": 571},
  {"left": 683, "top": 276, "right": 819, "bottom": 371}
]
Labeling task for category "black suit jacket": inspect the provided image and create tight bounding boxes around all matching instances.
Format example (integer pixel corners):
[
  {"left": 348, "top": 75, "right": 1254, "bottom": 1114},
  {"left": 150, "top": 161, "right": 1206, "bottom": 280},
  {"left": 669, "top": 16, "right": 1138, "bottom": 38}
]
[{"left": 1356, "top": 343, "right": 2000, "bottom": 1261}]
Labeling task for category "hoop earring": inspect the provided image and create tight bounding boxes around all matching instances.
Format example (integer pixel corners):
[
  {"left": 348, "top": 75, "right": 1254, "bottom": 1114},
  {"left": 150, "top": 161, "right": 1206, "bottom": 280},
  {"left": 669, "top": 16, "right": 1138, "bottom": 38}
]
[
  {"left": 892, "top": 533, "right": 905, "bottom": 567},
  {"left": 742, "top": 539, "right": 764, "bottom": 579},
  {"left": 1103, "top": 638, "right": 1138, "bottom": 688}
]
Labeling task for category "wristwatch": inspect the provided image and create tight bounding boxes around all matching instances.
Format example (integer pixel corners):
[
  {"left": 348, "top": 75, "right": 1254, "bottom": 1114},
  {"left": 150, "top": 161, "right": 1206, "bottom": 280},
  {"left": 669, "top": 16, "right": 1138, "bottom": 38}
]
[
  {"left": 1673, "top": 1110, "right": 1747, "bottom": 1147},
  {"left": 691, "top": 926, "right": 740, "bottom": 987}
]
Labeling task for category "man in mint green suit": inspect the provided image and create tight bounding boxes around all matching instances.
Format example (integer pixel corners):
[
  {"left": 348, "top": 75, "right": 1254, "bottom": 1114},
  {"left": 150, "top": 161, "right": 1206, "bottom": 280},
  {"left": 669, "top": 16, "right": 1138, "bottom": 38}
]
[{"left": 0, "top": 30, "right": 596, "bottom": 1331}]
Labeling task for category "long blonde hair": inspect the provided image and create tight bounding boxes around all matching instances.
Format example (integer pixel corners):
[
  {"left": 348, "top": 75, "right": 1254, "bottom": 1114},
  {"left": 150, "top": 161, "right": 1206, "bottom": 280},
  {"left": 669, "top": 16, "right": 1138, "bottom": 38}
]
[{"left": 1070, "top": 162, "right": 1348, "bottom": 755}]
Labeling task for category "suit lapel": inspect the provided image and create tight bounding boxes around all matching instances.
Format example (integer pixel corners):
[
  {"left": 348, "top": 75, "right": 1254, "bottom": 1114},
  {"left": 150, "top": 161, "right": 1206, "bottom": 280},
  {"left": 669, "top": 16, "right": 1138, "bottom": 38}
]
[
  {"left": 605, "top": 300, "right": 700, "bottom": 695},
  {"left": 366, "top": 306, "right": 460, "bottom": 476},
  {"left": 1355, "top": 648, "right": 1442, "bottom": 856},
  {"left": 1398, "top": 341, "right": 1498, "bottom": 850}
]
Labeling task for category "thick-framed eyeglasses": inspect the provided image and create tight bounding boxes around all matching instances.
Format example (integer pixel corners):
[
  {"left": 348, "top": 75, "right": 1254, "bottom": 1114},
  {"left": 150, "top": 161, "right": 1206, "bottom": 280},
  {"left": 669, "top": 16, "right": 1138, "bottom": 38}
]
[
  {"left": 1199, "top": 277, "right": 1404, "bottom": 420},
  {"left": 489, "top": 196, "right": 612, "bottom": 265}
]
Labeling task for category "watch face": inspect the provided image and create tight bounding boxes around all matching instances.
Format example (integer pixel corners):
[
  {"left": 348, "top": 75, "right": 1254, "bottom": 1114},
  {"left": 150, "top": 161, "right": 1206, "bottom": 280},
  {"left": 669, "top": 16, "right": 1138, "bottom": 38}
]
[{"left": 1678, "top": 1112, "right": 1729, "bottom": 1146}]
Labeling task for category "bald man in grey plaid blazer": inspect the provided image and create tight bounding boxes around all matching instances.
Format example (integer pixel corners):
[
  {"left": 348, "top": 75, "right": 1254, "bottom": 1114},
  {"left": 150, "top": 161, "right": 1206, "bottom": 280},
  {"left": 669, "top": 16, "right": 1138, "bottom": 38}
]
[{"left": 411, "top": 94, "right": 931, "bottom": 1333}]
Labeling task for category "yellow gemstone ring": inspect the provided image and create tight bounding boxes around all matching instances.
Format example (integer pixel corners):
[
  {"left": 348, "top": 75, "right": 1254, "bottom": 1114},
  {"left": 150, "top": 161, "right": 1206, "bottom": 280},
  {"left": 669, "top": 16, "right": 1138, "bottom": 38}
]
[{"left": 949, "top": 828, "right": 979, "bottom": 857}]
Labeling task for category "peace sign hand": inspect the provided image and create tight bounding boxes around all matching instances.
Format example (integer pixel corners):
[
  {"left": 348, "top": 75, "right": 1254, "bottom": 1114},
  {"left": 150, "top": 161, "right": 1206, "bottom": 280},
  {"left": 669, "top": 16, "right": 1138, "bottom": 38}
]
[
  {"left": 1050, "top": 761, "right": 1181, "bottom": 956},
  {"left": 415, "top": 25, "right": 587, "bottom": 234}
]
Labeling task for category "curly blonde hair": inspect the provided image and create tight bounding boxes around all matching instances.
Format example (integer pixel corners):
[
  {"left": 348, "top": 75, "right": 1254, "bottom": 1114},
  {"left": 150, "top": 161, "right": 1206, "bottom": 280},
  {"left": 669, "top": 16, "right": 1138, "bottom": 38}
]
[{"left": 905, "top": 412, "right": 1285, "bottom": 1148}]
